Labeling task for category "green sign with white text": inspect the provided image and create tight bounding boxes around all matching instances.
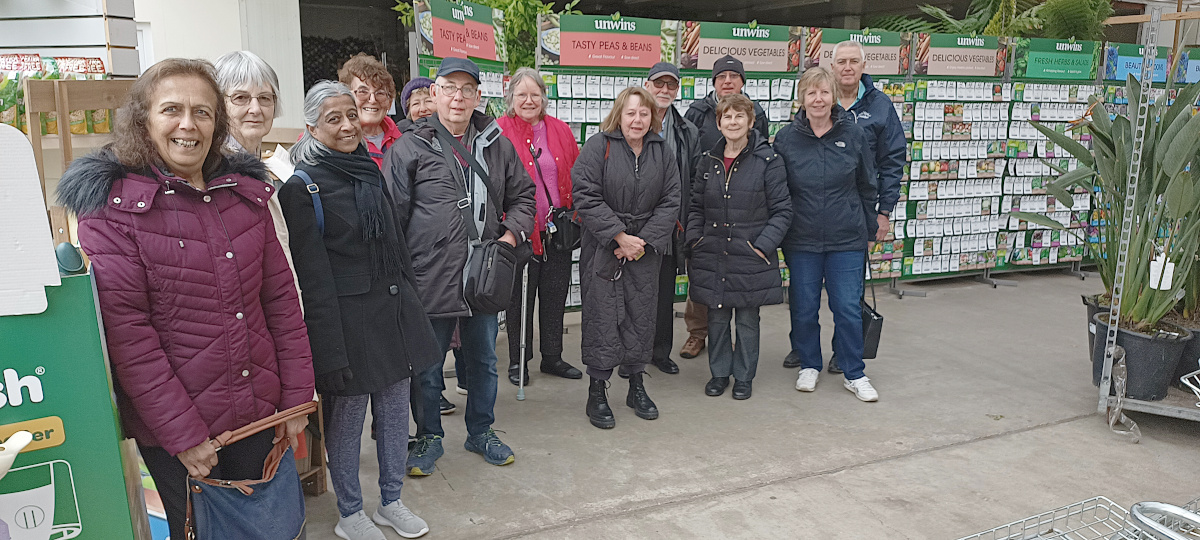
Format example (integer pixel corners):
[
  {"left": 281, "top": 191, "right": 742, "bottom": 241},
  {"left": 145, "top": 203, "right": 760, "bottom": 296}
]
[{"left": 1012, "top": 38, "right": 1100, "bottom": 80}]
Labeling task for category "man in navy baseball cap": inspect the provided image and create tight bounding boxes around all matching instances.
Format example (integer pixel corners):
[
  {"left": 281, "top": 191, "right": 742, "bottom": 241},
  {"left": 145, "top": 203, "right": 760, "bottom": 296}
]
[{"left": 436, "top": 56, "right": 481, "bottom": 84}]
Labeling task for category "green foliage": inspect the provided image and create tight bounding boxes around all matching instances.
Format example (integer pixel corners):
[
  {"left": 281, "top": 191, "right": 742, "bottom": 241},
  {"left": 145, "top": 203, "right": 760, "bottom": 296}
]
[
  {"left": 1039, "top": 0, "right": 1112, "bottom": 41},
  {"left": 394, "top": 0, "right": 581, "bottom": 69},
  {"left": 869, "top": 0, "right": 1103, "bottom": 40}
]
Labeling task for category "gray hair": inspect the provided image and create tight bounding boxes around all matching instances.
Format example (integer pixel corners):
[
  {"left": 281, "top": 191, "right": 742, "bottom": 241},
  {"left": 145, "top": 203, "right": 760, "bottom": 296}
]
[
  {"left": 291, "top": 80, "right": 356, "bottom": 166},
  {"left": 214, "top": 51, "right": 282, "bottom": 118},
  {"left": 831, "top": 40, "right": 866, "bottom": 63},
  {"left": 504, "top": 67, "right": 546, "bottom": 119}
]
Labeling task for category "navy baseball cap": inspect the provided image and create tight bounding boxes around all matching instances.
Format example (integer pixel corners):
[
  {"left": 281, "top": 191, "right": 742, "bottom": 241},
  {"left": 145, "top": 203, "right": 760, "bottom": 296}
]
[
  {"left": 648, "top": 62, "right": 681, "bottom": 81},
  {"left": 436, "top": 57, "right": 481, "bottom": 84},
  {"left": 712, "top": 55, "right": 745, "bottom": 81}
]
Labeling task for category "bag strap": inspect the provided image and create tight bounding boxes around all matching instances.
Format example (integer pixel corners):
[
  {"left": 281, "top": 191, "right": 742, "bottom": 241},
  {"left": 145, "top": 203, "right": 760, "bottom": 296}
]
[
  {"left": 431, "top": 119, "right": 502, "bottom": 210},
  {"left": 863, "top": 252, "right": 877, "bottom": 311},
  {"left": 529, "top": 144, "right": 558, "bottom": 212},
  {"left": 211, "top": 401, "right": 317, "bottom": 450},
  {"left": 291, "top": 170, "right": 323, "bottom": 235},
  {"left": 440, "top": 148, "right": 482, "bottom": 242}
]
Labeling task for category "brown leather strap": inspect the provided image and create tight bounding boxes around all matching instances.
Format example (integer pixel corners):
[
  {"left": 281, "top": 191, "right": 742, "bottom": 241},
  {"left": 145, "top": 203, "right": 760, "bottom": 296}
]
[{"left": 211, "top": 401, "right": 317, "bottom": 449}]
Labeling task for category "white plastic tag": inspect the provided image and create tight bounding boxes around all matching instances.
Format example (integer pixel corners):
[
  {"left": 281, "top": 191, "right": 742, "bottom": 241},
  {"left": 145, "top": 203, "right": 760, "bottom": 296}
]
[{"left": 1150, "top": 255, "right": 1175, "bottom": 290}]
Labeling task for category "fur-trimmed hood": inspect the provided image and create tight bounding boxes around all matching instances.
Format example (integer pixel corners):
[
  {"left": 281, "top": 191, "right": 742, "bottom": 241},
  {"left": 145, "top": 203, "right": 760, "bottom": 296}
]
[{"left": 57, "top": 147, "right": 270, "bottom": 217}]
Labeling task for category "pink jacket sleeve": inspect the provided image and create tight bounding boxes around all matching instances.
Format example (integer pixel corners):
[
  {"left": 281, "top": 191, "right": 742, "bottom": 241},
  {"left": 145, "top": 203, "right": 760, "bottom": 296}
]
[
  {"left": 258, "top": 214, "right": 316, "bottom": 409},
  {"left": 80, "top": 214, "right": 210, "bottom": 456}
]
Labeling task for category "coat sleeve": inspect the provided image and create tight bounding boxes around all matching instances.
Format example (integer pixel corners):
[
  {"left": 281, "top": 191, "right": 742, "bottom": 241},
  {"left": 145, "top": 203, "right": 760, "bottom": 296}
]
[
  {"left": 571, "top": 137, "right": 627, "bottom": 244},
  {"left": 278, "top": 177, "right": 351, "bottom": 378},
  {"left": 754, "top": 107, "right": 770, "bottom": 139},
  {"left": 382, "top": 141, "right": 417, "bottom": 234},
  {"left": 642, "top": 149, "right": 682, "bottom": 254},
  {"left": 875, "top": 102, "right": 906, "bottom": 213},
  {"left": 856, "top": 132, "right": 880, "bottom": 238},
  {"left": 753, "top": 153, "right": 793, "bottom": 254},
  {"left": 79, "top": 214, "right": 209, "bottom": 456},
  {"left": 685, "top": 156, "right": 708, "bottom": 245},
  {"left": 499, "top": 142, "right": 537, "bottom": 242},
  {"left": 257, "top": 211, "right": 316, "bottom": 409}
]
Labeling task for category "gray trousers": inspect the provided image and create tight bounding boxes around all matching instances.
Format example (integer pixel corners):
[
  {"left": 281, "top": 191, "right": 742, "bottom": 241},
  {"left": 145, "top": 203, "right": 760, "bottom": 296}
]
[
  {"left": 707, "top": 306, "right": 761, "bottom": 382},
  {"left": 324, "top": 378, "right": 410, "bottom": 517}
]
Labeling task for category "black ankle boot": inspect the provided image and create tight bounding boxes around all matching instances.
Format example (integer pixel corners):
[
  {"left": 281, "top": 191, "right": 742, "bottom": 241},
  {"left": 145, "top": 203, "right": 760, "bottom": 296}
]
[
  {"left": 586, "top": 377, "right": 616, "bottom": 429},
  {"left": 626, "top": 372, "right": 659, "bottom": 420}
]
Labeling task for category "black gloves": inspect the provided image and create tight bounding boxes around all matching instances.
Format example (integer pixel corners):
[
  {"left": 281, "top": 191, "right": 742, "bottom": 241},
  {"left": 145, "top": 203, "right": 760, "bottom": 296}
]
[{"left": 315, "top": 367, "right": 353, "bottom": 394}]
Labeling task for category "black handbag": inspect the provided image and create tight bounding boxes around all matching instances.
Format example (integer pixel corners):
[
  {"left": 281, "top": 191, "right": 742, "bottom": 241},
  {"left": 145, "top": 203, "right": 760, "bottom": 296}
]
[
  {"left": 529, "top": 143, "right": 582, "bottom": 252},
  {"left": 861, "top": 262, "right": 884, "bottom": 360},
  {"left": 433, "top": 121, "right": 522, "bottom": 314}
]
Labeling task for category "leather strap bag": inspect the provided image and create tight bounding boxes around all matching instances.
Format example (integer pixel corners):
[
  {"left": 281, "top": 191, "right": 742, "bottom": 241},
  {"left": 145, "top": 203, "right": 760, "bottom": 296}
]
[
  {"left": 184, "top": 401, "right": 317, "bottom": 540},
  {"left": 861, "top": 260, "right": 884, "bottom": 360},
  {"left": 529, "top": 143, "right": 581, "bottom": 253}
]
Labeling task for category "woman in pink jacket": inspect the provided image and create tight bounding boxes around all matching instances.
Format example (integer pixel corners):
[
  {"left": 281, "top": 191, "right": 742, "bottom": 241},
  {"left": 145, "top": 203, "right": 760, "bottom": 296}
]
[{"left": 57, "top": 58, "right": 315, "bottom": 539}]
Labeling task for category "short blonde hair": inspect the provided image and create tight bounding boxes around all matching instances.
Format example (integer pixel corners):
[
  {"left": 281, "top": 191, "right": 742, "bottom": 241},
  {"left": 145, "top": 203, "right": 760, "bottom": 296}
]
[
  {"left": 797, "top": 66, "right": 836, "bottom": 102},
  {"left": 600, "top": 87, "right": 661, "bottom": 134}
]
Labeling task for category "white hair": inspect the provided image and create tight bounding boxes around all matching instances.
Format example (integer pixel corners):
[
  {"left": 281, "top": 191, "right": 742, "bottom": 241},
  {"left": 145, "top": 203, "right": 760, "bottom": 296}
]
[
  {"left": 290, "top": 80, "right": 356, "bottom": 166},
  {"left": 504, "top": 67, "right": 546, "bottom": 119},
  {"left": 832, "top": 40, "right": 866, "bottom": 63},
  {"left": 214, "top": 50, "right": 283, "bottom": 118}
]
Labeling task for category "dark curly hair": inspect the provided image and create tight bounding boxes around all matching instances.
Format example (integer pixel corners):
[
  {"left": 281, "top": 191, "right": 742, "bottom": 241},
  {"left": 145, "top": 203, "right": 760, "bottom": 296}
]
[{"left": 110, "top": 58, "right": 229, "bottom": 177}]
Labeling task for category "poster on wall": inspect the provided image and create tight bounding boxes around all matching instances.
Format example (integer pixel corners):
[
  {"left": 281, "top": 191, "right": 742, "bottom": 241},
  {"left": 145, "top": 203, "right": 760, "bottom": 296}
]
[
  {"left": 414, "top": 0, "right": 507, "bottom": 62},
  {"left": 1183, "top": 48, "right": 1200, "bottom": 84},
  {"left": 803, "top": 28, "right": 911, "bottom": 75},
  {"left": 1102, "top": 43, "right": 1169, "bottom": 82},
  {"left": 915, "top": 33, "right": 1006, "bottom": 77},
  {"left": 1010, "top": 38, "right": 1100, "bottom": 80},
  {"left": 539, "top": 14, "right": 670, "bottom": 68},
  {"left": 677, "top": 20, "right": 793, "bottom": 72}
]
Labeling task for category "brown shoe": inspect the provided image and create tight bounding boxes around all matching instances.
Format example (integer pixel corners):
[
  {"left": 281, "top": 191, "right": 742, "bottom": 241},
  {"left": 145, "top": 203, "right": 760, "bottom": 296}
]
[{"left": 679, "top": 336, "right": 705, "bottom": 359}]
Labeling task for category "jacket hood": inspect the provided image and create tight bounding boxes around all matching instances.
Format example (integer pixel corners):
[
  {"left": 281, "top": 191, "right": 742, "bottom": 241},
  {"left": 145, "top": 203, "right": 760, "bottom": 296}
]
[{"left": 57, "top": 147, "right": 270, "bottom": 217}]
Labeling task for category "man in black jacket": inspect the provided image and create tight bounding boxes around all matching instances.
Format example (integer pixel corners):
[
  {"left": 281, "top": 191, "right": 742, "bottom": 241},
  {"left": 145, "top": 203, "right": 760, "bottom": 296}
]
[
  {"left": 383, "top": 57, "right": 536, "bottom": 476},
  {"left": 680, "top": 54, "right": 769, "bottom": 360},
  {"left": 641, "top": 62, "right": 700, "bottom": 375}
]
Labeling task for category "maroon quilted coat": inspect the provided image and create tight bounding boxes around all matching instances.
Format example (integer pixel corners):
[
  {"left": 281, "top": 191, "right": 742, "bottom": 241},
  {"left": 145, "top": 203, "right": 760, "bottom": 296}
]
[{"left": 58, "top": 149, "right": 315, "bottom": 456}]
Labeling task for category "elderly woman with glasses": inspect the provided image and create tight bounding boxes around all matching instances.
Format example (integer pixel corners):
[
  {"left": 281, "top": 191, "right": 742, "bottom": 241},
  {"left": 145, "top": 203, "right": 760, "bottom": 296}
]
[
  {"left": 214, "top": 51, "right": 280, "bottom": 158},
  {"left": 495, "top": 67, "right": 584, "bottom": 386},
  {"left": 338, "top": 53, "right": 400, "bottom": 169}
]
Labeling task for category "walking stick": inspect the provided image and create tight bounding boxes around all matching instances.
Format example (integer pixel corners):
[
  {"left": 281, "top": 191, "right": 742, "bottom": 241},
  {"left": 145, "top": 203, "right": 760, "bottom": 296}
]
[{"left": 517, "top": 264, "right": 529, "bottom": 401}]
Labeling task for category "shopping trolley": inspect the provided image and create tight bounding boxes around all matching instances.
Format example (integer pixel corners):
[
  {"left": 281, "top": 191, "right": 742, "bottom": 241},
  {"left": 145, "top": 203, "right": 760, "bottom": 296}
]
[{"left": 957, "top": 497, "right": 1200, "bottom": 540}]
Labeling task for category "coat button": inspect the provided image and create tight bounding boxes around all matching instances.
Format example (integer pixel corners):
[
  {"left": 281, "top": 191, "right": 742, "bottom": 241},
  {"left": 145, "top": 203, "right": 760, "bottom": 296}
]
[
  {"left": 257, "top": 197, "right": 262, "bottom": 202},
  {"left": 389, "top": 285, "right": 399, "bottom": 295},
  {"left": 137, "top": 201, "right": 146, "bottom": 208},
  {"left": 265, "top": 186, "right": 271, "bottom": 192},
  {"left": 203, "top": 195, "right": 212, "bottom": 202},
  {"left": 236, "top": 312, "right": 244, "bottom": 319},
  {"left": 226, "top": 252, "right": 233, "bottom": 258},
  {"left": 112, "top": 197, "right": 121, "bottom": 204},
  {"left": 241, "top": 369, "right": 250, "bottom": 377},
  {"left": 718, "top": 304, "right": 723, "bottom": 308}
]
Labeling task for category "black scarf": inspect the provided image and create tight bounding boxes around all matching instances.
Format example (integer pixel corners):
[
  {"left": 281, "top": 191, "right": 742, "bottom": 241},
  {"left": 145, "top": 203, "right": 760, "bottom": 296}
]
[{"left": 321, "top": 145, "right": 404, "bottom": 277}]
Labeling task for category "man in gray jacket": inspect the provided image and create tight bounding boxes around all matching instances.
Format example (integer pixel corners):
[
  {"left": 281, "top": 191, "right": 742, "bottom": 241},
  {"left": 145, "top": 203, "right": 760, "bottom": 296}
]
[{"left": 383, "top": 57, "right": 536, "bottom": 476}]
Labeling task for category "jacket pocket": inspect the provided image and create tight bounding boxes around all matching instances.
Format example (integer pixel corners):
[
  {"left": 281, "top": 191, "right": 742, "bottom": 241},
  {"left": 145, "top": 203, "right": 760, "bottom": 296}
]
[
  {"left": 334, "top": 274, "right": 372, "bottom": 296},
  {"left": 748, "top": 241, "right": 771, "bottom": 265}
]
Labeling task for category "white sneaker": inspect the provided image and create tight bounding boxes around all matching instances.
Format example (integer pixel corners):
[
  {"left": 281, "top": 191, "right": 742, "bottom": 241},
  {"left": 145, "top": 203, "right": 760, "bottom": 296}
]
[
  {"left": 844, "top": 377, "right": 879, "bottom": 402},
  {"left": 374, "top": 499, "right": 429, "bottom": 538},
  {"left": 335, "top": 511, "right": 386, "bottom": 540},
  {"left": 795, "top": 368, "right": 819, "bottom": 392}
]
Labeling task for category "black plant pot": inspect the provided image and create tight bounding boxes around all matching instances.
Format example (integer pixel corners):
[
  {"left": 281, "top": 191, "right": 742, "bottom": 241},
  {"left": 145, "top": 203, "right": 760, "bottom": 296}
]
[
  {"left": 1091, "top": 313, "right": 1192, "bottom": 401},
  {"left": 1173, "top": 323, "right": 1200, "bottom": 390},
  {"left": 1083, "top": 294, "right": 1103, "bottom": 356}
]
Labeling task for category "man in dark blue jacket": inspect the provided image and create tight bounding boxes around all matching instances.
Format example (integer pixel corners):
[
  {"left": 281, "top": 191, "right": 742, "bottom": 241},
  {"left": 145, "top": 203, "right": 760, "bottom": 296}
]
[{"left": 782, "top": 40, "right": 906, "bottom": 372}]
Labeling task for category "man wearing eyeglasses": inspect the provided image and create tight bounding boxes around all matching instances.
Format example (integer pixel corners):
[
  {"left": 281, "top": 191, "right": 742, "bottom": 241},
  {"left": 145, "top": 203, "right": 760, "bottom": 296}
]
[
  {"left": 338, "top": 53, "right": 402, "bottom": 169},
  {"left": 639, "top": 62, "right": 699, "bottom": 376},
  {"left": 383, "top": 57, "right": 535, "bottom": 476},
  {"left": 677, "top": 54, "right": 769, "bottom": 361}
]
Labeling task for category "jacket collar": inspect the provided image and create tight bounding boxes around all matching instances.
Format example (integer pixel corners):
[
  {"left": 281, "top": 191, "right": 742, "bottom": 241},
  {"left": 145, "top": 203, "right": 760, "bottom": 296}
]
[
  {"left": 600, "top": 127, "right": 665, "bottom": 145},
  {"left": 792, "top": 105, "right": 851, "bottom": 138},
  {"left": 704, "top": 130, "right": 772, "bottom": 161},
  {"left": 847, "top": 73, "right": 880, "bottom": 113},
  {"left": 419, "top": 111, "right": 503, "bottom": 153}
]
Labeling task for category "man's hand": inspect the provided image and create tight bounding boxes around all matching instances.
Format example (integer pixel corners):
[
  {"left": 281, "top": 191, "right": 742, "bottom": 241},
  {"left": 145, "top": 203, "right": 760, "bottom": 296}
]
[
  {"left": 498, "top": 230, "right": 518, "bottom": 247},
  {"left": 177, "top": 439, "right": 219, "bottom": 478},
  {"left": 275, "top": 416, "right": 310, "bottom": 453},
  {"left": 875, "top": 214, "right": 890, "bottom": 242}
]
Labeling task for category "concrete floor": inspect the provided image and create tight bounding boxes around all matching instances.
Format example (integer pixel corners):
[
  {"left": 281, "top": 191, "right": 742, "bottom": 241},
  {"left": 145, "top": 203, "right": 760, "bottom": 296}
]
[{"left": 304, "top": 272, "right": 1200, "bottom": 539}]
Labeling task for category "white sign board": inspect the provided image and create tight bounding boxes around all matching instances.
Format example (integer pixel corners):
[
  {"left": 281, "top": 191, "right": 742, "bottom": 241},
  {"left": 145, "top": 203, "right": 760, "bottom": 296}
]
[{"left": 0, "top": 123, "right": 61, "bottom": 315}]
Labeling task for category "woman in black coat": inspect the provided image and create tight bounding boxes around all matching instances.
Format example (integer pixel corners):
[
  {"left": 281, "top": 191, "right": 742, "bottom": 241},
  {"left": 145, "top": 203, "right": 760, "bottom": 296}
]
[
  {"left": 572, "top": 87, "right": 681, "bottom": 429},
  {"left": 279, "top": 81, "right": 440, "bottom": 539},
  {"left": 686, "top": 94, "right": 792, "bottom": 401}
]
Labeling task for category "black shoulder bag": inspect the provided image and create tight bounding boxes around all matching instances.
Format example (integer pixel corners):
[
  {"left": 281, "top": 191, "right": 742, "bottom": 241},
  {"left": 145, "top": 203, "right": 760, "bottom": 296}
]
[
  {"left": 432, "top": 121, "right": 521, "bottom": 314},
  {"left": 529, "top": 143, "right": 582, "bottom": 252},
  {"left": 862, "top": 258, "right": 884, "bottom": 359}
]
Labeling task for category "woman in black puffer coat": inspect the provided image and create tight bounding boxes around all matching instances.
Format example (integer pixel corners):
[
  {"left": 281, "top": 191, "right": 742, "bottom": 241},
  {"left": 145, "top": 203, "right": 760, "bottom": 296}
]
[{"left": 686, "top": 94, "right": 792, "bottom": 401}]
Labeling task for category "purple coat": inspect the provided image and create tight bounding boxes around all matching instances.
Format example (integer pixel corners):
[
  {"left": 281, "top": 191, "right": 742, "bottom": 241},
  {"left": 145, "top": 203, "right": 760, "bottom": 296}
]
[{"left": 58, "top": 149, "right": 315, "bottom": 455}]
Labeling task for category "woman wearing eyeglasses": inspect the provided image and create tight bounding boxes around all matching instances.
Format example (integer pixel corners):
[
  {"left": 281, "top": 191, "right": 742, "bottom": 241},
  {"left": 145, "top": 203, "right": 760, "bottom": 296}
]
[
  {"left": 338, "top": 53, "right": 401, "bottom": 169},
  {"left": 571, "top": 87, "right": 681, "bottom": 429},
  {"left": 495, "top": 67, "right": 584, "bottom": 386}
]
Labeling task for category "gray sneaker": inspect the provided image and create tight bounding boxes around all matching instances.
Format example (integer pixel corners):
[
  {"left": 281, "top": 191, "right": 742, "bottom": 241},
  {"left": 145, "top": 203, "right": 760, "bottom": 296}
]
[
  {"left": 374, "top": 499, "right": 429, "bottom": 538},
  {"left": 334, "top": 511, "right": 386, "bottom": 540}
]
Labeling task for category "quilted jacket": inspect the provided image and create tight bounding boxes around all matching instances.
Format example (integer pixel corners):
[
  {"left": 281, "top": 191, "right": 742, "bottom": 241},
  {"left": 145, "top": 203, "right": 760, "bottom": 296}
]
[{"left": 58, "top": 149, "right": 315, "bottom": 456}]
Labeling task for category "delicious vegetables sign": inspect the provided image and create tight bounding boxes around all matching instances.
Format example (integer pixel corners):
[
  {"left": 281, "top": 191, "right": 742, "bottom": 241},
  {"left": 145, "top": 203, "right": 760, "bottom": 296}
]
[
  {"left": 916, "top": 33, "right": 1006, "bottom": 77},
  {"left": 1010, "top": 38, "right": 1100, "bottom": 80},
  {"left": 542, "top": 14, "right": 665, "bottom": 68},
  {"left": 804, "top": 28, "right": 910, "bottom": 75},
  {"left": 680, "top": 20, "right": 791, "bottom": 72},
  {"left": 415, "top": 0, "right": 506, "bottom": 62}
]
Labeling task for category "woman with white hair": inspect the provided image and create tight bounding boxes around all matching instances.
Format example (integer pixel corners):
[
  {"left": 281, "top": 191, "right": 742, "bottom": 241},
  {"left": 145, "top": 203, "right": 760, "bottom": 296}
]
[
  {"left": 495, "top": 67, "right": 584, "bottom": 385},
  {"left": 279, "top": 80, "right": 441, "bottom": 540},
  {"left": 214, "top": 50, "right": 280, "bottom": 157}
]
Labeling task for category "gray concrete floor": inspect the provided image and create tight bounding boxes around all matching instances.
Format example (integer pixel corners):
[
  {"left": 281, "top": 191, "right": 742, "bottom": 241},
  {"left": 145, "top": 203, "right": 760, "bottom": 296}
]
[{"left": 304, "top": 272, "right": 1200, "bottom": 539}]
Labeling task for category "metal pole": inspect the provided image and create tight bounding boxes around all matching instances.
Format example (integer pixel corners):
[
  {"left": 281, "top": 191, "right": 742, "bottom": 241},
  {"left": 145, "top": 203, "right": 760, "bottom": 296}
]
[{"left": 517, "top": 264, "right": 529, "bottom": 401}]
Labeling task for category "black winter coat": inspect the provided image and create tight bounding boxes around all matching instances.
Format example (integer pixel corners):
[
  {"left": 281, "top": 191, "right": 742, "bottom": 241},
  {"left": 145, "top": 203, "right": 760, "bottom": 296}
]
[
  {"left": 774, "top": 107, "right": 879, "bottom": 253},
  {"left": 686, "top": 131, "right": 791, "bottom": 308},
  {"left": 279, "top": 148, "right": 442, "bottom": 396},
  {"left": 383, "top": 112, "right": 537, "bottom": 318},
  {"left": 572, "top": 129, "right": 681, "bottom": 371},
  {"left": 685, "top": 91, "right": 770, "bottom": 155},
  {"left": 663, "top": 105, "right": 701, "bottom": 273}
]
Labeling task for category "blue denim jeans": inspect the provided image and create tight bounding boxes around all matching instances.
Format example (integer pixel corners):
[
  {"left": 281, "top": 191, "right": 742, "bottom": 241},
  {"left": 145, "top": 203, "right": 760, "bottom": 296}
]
[
  {"left": 784, "top": 250, "right": 867, "bottom": 381},
  {"left": 418, "top": 314, "right": 500, "bottom": 438}
]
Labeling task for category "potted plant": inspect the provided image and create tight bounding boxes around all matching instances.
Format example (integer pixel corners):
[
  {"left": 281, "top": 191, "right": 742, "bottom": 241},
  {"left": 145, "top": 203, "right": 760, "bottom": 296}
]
[{"left": 1014, "top": 74, "right": 1200, "bottom": 400}]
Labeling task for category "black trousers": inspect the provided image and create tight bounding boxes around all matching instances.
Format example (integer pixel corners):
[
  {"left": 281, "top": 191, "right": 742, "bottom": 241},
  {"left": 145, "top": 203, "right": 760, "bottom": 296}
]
[
  {"left": 506, "top": 244, "right": 573, "bottom": 365},
  {"left": 652, "top": 252, "right": 679, "bottom": 362},
  {"left": 140, "top": 429, "right": 276, "bottom": 540}
]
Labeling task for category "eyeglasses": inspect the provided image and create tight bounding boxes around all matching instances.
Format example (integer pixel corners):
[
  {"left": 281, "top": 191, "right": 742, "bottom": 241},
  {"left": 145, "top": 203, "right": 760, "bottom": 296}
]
[
  {"left": 353, "top": 88, "right": 392, "bottom": 102},
  {"left": 650, "top": 78, "right": 680, "bottom": 91},
  {"left": 438, "top": 83, "right": 479, "bottom": 99},
  {"left": 226, "top": 93, "right": 277, "bottom": 107}
]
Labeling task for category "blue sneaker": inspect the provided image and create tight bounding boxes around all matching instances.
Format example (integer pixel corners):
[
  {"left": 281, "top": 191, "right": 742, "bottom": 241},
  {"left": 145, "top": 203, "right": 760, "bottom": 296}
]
[
  {"left": 464, "top": 429, "right": 515, "bottom": 466},
  {"left": 406, "top": 435, "right": 443, "bottom": 476}
]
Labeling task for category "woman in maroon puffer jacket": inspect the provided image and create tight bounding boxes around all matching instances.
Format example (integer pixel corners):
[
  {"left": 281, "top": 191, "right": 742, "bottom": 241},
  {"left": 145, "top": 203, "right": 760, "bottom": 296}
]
[{"left": 57, "top": 58, "right": 315, "bottom": 539}]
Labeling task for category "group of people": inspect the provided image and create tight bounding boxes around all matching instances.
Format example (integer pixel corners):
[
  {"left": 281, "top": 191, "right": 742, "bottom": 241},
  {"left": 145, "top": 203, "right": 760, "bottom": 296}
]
[{"left": 57, "top": 39, "right": 903, "bottom": 540}]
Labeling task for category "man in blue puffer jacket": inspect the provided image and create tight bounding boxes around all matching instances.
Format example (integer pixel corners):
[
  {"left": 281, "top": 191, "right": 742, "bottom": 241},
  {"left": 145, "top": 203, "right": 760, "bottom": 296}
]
[{"left": 782, "top": 40, "right": 906, "bottom": 373}]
